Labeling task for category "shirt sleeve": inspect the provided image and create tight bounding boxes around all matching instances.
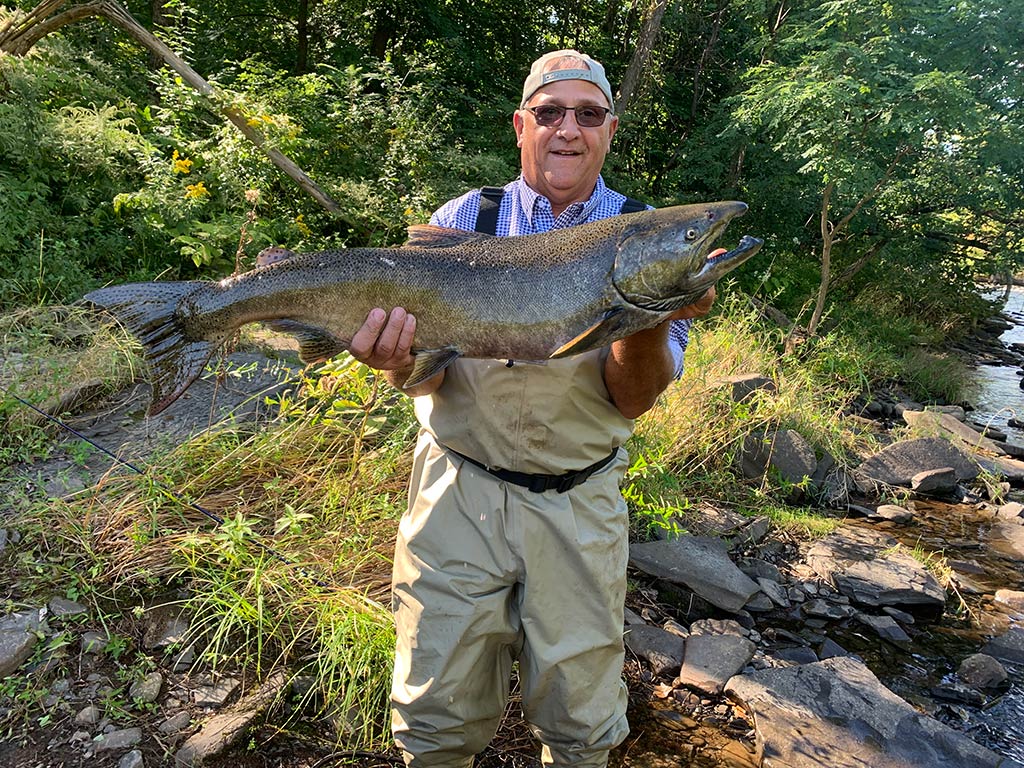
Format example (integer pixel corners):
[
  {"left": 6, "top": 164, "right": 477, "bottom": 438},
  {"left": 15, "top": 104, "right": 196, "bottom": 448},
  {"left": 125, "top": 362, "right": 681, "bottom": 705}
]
[
  {"left": 668, "top": 320, "right": 691, "bottom": 378},
  {"left": 430, "top": 189, "right": 481, "bottom": 230}
]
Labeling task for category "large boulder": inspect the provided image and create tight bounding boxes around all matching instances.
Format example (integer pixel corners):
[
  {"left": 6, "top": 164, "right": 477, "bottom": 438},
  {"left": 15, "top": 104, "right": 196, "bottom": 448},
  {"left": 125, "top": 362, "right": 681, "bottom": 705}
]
[
  {"left": 854, "top": 437, "right": 978, "bottom": 492},
  {"left": 726, "top": 657, "right": 1014, "bottom": 768},
  {"left": 804, "top": 527, "right": 946, "bottom": 615}
]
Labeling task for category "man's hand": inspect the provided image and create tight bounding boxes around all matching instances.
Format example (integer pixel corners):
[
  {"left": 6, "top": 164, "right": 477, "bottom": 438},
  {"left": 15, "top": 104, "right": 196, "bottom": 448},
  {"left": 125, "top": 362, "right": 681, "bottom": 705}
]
[
  {"left": 349, "top": 307, "right": 417, "bottom": 370},
  {"left": 669, "top": 286, "right": 716, "bottom": 321},
  {"left": 348, "top": 307, "right": 445, "bottom": 395}
]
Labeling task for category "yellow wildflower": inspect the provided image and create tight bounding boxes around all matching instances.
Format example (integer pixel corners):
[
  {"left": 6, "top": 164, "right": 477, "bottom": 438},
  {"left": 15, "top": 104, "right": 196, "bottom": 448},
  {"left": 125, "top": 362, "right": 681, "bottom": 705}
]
[
  {"left": 171, "top": 149, "right": 193, "bottom": 174},
  {"left": 185, "top": 182, "right": 209, "bottom": 200},
  {"left": 295, "top": 213, "right": 312, "bottom": 237}
]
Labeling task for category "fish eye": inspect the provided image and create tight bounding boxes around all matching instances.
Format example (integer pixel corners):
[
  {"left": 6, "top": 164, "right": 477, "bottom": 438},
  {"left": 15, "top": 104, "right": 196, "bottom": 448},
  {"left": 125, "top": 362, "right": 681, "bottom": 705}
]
[{"left": 685, "top": 228, "right": 699, "bottom": 241}]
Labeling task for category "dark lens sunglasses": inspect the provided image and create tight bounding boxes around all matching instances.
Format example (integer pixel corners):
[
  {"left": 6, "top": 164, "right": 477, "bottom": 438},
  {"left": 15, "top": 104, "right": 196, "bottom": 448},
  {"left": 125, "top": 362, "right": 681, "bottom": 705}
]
[{"left": 525, "top": 105, "right": 612, "bottom": 128}]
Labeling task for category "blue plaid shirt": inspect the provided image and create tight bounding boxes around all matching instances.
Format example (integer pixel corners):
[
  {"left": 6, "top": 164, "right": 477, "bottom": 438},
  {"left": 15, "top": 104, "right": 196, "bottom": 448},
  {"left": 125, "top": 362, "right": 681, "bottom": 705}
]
[{"left": 431, "top": 175, "right": 691, "bottom": 376}]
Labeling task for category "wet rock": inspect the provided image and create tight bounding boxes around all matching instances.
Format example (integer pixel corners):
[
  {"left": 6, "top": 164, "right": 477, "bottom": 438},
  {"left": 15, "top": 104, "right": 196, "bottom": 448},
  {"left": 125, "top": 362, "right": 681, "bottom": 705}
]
[
  {"left": 856, "top": 613, "right": 911, "bottom": 644},
  {"left": 957, "top": 653, "right": 1009, "bottom": 691},
  {"left": 981, "top": 626, "right": 1024, "bottom": 664},
  {"left": 726, "top": 657, "right": 1011, "bottom": 768},
  {"left": 174, "top": 672, "right": 288, "bottom": 767},
  {"left": 624, "top": 625, "right": 686, "bottom": 677},
  {"left": 931, "top": 681, "right": 986, "bottom": 706},
  {"left": 629, "top": 537, "right": 760, "bottom": 613},
  {"left": 804, "top": 527, "right": 946, "bottom": 615},
  {"left": 855, "top": 437, "right": 979, "bottom": 492},
  {"left": 801, "top": 598, "right": 855, "bottom": 621},
  {"left": 94, "top": 727, "right": 143, "bottom": 752},
  {"left": 991, "top": 520, "right": 1024, "bottom": 559},
  {"left": 871, "top": 504, "right": 914, "bottom": 523},
  {"left": 675, "top": 619, "right": 755, "bottom": 695}
]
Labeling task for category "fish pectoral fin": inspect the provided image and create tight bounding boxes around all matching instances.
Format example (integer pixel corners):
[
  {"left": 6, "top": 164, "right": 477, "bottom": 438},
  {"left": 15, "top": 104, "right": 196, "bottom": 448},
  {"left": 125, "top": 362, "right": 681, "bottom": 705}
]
[
  {"left": 405, "top": 225, "right": 494, "bottom": 248},
  {"left": 549, "top": 308, "right": 628, "bottom": 359},
  {"left": 404, "top": 347, "right": 461, "bottom": 388},
  {"left": 267, "top": 320, "right": 349, "bottom": 364}
]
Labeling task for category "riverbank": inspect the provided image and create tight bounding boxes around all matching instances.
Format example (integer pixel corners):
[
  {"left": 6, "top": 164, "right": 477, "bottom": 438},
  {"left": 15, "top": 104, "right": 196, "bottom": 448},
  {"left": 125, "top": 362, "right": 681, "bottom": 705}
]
[{"left": 1, "top": 300, "right": 1023, "bottom": 767}]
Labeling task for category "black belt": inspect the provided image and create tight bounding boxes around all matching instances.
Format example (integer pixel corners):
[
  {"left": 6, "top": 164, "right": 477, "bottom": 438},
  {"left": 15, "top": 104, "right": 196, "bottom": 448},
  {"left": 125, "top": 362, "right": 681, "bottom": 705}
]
[{"left": 444, "top": 445, "right": 620, "bottom": 494}]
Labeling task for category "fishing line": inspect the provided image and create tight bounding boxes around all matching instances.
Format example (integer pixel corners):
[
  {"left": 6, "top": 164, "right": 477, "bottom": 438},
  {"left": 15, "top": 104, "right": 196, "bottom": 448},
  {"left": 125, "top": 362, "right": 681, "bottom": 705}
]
[{"left": 0, "top": 384, "right": 329, "bottom": 588}]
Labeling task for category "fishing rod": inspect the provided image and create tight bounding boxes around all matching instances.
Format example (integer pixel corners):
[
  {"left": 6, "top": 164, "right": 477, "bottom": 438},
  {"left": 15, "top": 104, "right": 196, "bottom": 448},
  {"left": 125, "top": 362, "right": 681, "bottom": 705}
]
[{"left": 0, "top": 384, "right": 329, "bottom": 588}]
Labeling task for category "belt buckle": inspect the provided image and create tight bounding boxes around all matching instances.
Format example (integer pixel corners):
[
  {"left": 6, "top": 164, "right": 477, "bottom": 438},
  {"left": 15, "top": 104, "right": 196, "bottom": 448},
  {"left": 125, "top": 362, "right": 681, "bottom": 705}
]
[{"left": 555, "top": 474, "right": 578, "bottom": 494}]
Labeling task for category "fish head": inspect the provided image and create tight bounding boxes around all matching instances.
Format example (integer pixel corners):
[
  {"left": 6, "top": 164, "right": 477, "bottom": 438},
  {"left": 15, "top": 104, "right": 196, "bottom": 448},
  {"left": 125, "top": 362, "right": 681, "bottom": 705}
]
[{"left": 612, "top": 201, "right": 763, "bottom": 312}]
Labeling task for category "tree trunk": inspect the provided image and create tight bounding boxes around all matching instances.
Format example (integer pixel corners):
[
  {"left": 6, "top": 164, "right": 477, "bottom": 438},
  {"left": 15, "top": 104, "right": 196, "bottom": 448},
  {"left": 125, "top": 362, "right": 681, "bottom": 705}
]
[
  {"left": 806, "top": 181, "right": 835, "bottom": 339},
  {"left": 296, "top": 0, "right": 310, "bottom": 74},
  {"left": 617, "top": 0, "right": 668, "bottom": 113},
  {"left": 691, "top": 0, "right": 727, "bottom": 121},
  {"left": 0, "top": 0, "right": 341, "bottom": 215}
]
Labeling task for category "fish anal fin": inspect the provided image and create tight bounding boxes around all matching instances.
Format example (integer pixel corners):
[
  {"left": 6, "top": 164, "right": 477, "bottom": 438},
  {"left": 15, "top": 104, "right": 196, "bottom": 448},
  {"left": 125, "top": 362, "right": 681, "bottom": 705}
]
[
  {"left": 405, "top": 225, "right": 494, "bottom": 248},
  {"left": 550, "top": 308, "right": 628, "bottom": 359},
  {"left": 404, "top": 347, "right": 461, "bottom": 389},
  {"left": 265, "top": 320, "right": 349, "bottom": 364},
  {"left": 147, "top": 339, "right": 216, "bottom": 416}
]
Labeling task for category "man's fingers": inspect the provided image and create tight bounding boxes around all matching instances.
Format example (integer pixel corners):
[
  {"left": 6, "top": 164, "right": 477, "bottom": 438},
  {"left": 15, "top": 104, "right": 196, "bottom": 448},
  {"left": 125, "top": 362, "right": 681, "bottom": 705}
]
[
  {"left": 372, "top": 308, "right": 409, "bottom": 360},
  {"left": 349, "top": 308, "right": 387, "bottom": 360}
]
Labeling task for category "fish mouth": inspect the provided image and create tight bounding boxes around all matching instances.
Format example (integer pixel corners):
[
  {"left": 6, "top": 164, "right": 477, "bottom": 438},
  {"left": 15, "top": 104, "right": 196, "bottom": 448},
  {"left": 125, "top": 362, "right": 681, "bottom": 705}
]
[{"left": 627, "top": 234, "right": 764, "bottom": 313}]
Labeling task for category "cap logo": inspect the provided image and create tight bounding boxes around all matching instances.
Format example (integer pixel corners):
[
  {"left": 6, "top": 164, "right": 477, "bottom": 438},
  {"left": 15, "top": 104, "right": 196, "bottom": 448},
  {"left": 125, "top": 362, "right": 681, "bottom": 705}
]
[{"left": 540, "top": 69, "right": 594, "bottom": 86}]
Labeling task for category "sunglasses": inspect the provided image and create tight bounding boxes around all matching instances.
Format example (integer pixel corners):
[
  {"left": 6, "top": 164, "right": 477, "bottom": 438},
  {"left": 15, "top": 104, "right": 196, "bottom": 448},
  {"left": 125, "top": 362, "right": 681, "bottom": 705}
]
[{"left": 524, "top": 104, "right": 612, "bottom": 128}]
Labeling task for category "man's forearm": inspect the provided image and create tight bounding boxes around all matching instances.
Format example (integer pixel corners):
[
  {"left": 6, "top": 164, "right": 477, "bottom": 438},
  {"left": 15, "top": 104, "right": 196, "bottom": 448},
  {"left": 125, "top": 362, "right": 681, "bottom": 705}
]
[{"left": 604, "top": 322, "right": 677, "bottom": 419}]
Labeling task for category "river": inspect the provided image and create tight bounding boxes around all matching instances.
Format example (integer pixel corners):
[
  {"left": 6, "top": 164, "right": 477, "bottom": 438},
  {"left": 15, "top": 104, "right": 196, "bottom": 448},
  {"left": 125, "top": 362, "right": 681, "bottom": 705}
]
[{"left": 971, "top": 285, "right": 1024, "bottom": 435}]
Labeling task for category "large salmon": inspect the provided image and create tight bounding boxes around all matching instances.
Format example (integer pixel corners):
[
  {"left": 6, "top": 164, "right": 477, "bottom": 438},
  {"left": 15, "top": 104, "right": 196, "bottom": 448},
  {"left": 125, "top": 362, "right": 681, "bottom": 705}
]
[{"left": 84, "top": 201, "right": 762, "bottom": 414}]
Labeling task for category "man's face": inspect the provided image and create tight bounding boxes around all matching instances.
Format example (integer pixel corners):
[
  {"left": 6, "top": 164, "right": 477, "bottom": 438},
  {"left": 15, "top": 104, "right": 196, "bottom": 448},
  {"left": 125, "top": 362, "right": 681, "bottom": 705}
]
[{"left": 513, "top": 78, "right": 619, "bottom": 214}]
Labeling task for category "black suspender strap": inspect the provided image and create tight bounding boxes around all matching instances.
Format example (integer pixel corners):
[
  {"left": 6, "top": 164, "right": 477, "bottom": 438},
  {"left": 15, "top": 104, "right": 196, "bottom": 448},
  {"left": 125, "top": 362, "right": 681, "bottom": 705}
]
[
  {"left": 475, "top": 186, "right": 504, "bottom": 234},
  {"left": 619, "top": 196, "right": 647, "bottom": 214},
  {"left": 444, "top": 444, "right": 620, "bottom": 494},
  {"left": 475, "top": 187, "right": 644, "bottom": 233}
]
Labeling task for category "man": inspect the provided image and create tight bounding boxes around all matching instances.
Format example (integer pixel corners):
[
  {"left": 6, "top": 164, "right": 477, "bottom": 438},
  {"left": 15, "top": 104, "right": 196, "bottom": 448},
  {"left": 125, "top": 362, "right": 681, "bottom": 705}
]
[{"left": 348, "top": 50, "right": 714, "bottom": 767}]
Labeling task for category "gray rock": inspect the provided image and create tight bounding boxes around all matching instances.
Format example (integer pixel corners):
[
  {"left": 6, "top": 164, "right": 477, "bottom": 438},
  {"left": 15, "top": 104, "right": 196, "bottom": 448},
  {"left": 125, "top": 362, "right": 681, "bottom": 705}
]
[
  {"left": 923, "top": 404, "right": 967, "bottom": 421},
  {"left": 757, "top": 577, "right": 791, "bottom": 608},
  {"left": 171, "top": 643, "right": 197, "bottom": 673},
  {"left": 931, "top": 681, "right": 986, "bottom": 706},
  {"left": 871, "top": 504, "right": 914, "bottom": 522},
  {"left": 0, "top": 609, "right": 42, "bottom": 678},
  {"left": 977, "top": 455, "right": 1024, "bottom": 486},
  {"left": 726, "top": 657, "right": 1010, "bottom": 768},
  {"left": 957, "top": 653, "right": 1009, "bottom": 691},
  {"left": 675, "top": 620, "right": 755, "bottom": 695},
  {"left": 130, "top": 671, "right": 163, "bottom": 704},
  {"left": 740, "top": 429, "right": 819, "bottom": 491},
  {"left": 175, "top": 672, "right": 288, "bottom": 767},
  {"left": 0, "top": 529, "right": 7, "bottom": 552},
  {"left": 855, "top": 613, "right": 911, "bottom": 644},
  {"left": 981, "top": 626, "right": 1024, "bottom": 664},
  {"left": 48, "top": 596, "right": 87, "bottom": 617},
  {"left": 143, "top": 606, "right": 189, "bottom": 650},
  {"left": 713, "top": 373, "right": 777, "bottom": 403},
  {"left": 118, "top": 750, "right": 144, "bottom": 768},
  {"left": 804, "top": 527, "right": 946, "bottom": 614},
  {"left": 997, "top": 501, "right": 1024, "bottom": 520},
  {"left": 855, "top": 437, "right": 979, "bottom": 491},
  {"left": 623, "top": 606, "right": 645, "bottom": 626},
  {"left": 911, "top": 467, "right": 959, "bottom": 494},
  {"left": 629, "top": 536, "right": 760, "bottom": 613},
  {"left": 81, "top": 631, "right": 109, "bottom": 654},
  {"left": 994, "top": 589, "right": 1024, "bottom": 611},
  {"left": 94, "top": 727, "right": 143, "bottom": 752},
  {"left": 744, "top": 592, "right": 775, "bottom": 612},
  {"left": 193, "top": 676, "right": 241, "bottom": 708},
  {"left": 903, "top": 409, "right": 1002, "bottom": 453},
  {"left": 738, "top": 558, "right": 783, "bottom": 582},
  {"left": 801, "top": 598, "right": 855, "bottom": 621},
  {"left": 817, "top": 637, "right": 849, "bottom": 659},
  {"left": 991, "top": 519, "right": 1024, "bottom": 559},
  {"left": 75, "top": 704, "right": 102, "bottom": 725},
  {"left": 624, "top": 625, "right": 686, "bottom": 677},
  {"left": 159, "top": 711, "right": 193, "bottom": 735},
  {"left": 773, "top": 646, "right": 819, "bottom": 665}
]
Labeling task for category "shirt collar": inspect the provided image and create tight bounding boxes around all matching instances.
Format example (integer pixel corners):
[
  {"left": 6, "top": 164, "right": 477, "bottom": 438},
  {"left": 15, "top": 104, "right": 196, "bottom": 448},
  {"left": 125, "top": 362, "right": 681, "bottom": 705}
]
[{"left": 516, "top": 175, "right": 608, "bottom": 228}]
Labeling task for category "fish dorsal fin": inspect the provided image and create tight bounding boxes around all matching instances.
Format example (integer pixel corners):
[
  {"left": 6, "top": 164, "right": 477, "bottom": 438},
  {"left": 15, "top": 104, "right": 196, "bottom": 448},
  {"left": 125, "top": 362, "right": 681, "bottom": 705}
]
[
  {"left": 405, "top": 346, "right": 462, "bottom": 388},
  {"left": 549, "top": 308, "right": 628, "bottom": 359},
  {"left": 405, "top": 225, "right": 494, "bottom": 248}
]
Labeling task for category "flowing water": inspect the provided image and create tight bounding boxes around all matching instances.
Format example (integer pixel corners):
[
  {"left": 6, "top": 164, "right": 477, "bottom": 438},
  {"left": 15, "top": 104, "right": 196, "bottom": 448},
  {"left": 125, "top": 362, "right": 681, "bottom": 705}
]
[{"left": 971, "top": 286, "right": 1024, "bottom": 434}]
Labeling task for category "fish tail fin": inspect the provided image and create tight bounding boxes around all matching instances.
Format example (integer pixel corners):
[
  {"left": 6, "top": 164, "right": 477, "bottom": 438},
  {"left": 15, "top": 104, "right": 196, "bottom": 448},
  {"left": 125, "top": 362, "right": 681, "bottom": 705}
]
[{"left": 83, "top": 282, "right": 216, "bottom": 415}]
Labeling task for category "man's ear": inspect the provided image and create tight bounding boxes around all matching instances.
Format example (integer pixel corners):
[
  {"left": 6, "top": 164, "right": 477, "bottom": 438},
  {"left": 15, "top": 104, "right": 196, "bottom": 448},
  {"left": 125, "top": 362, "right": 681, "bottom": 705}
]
[{"left": 513, "top": 110, "right": 526, "bottom": 148}]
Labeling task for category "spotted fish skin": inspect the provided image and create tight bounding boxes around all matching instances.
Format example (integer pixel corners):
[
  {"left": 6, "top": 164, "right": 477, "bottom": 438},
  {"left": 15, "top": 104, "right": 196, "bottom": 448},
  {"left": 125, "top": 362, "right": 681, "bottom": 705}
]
[{"left": 83, "top": 201, "right": 762, "bottom": 414}]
